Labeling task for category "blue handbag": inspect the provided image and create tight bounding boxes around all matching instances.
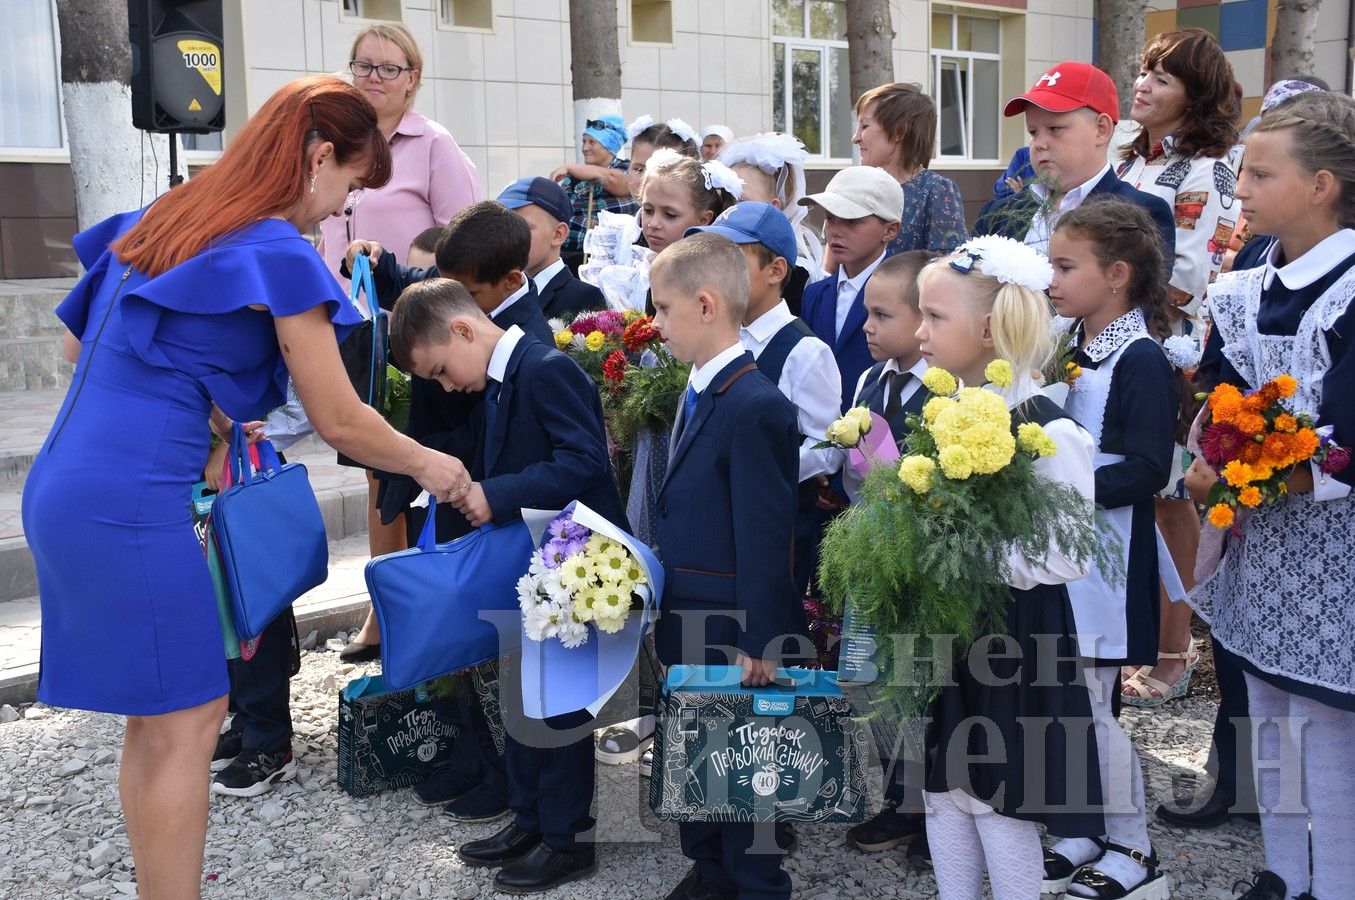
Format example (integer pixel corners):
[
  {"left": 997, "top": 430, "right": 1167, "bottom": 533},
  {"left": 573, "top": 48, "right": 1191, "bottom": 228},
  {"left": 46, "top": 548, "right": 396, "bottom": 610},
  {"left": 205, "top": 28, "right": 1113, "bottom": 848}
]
[
  {"left": 211, "top": 423, "right": 329, "bottom": 639},
  {"left": 365, "top": 498, "right": 534, "bottom": 691}
]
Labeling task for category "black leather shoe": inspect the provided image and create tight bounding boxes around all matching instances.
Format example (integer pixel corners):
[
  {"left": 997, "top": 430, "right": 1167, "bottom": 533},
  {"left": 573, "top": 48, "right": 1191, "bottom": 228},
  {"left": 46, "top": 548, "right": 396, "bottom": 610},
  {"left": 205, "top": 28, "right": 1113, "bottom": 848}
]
[
  {"left": 339, "top": 640, "right": 380, "bottom": 663},
  {"left": 493, "top": 842, "right": 596, "bottom": 894},
  {"left": 1233, "top": 870, "right": 1287, "bottom": 899},
  {"left": 664, "top": 865, "right": 737, "bottom": 900},
  {"left": 456, "top": 822, "right": 541, "bottom": 868},
  {"left": 1156, "top": 791, "right": 1259, "bottom": 828}
]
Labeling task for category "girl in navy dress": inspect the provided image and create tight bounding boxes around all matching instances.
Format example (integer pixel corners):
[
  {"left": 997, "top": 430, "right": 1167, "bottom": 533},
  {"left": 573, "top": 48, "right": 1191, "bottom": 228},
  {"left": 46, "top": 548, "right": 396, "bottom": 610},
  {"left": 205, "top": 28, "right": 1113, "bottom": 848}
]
[
  {"left": 914, "top": 236, "right": 1103, "bottom": 900},
  {"left": 21, "top": 77, "right": 469, "bottom": 898},
  {"left": 1188, "top": 91, "right": 1355, "bottom": 900},
  {"left": 1044, "top": 197, "right": 1179, "bottom": 900}
]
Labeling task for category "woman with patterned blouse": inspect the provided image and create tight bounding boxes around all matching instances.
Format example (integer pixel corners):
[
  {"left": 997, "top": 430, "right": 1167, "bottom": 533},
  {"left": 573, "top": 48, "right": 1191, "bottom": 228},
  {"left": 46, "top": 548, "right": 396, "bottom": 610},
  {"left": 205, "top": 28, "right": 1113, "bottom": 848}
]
[
  {"left": 852, "top": 82, "right": 968, "bottom": 255},
  {"left": 1116, "top": 28, "right": 1242, "bottom": 707}
]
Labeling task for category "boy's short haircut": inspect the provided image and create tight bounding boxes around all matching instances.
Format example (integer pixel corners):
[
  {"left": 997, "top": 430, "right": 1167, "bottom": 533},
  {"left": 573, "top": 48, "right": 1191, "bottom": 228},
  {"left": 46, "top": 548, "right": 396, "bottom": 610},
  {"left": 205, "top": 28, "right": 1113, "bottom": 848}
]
[
  {"left": 410, "top": 226, "right": 445, "bottom": 256},
  {"left": 388, "top": 277, "right": 484, "bottom": 369},
  {"left": 749, "top": 242, "right": 793, "bottom": 291},
  {"left": 873, "top": 249, "right": 940, "bottom": 311},
  {"left": 650, "top": 233, "right": 749, "bottom": 324},
  {"left": 434, "top": 201, "right": 530, "bottom": 284}
]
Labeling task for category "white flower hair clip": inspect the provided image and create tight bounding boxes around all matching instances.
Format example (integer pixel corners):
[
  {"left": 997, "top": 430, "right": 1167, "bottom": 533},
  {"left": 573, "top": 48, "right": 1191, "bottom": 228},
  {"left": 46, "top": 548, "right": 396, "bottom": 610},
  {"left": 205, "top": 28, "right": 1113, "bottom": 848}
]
[
  {"left": 665, "top": 117, "right": 698, "bottom": 145},
  {"left": 646, "top": 147, "right": 684, "bottom": 171},
  {"left": 701, "top": 159, "right": 744, "bottom": 199},
  {"left": 718, "top": 132, "right": 808, "bottom": 172},
  {"left": 626, "top": 114, "right": 654, "bottom": 142},
  {"left": 1163, "top": 334, "right": 1203, "bottom": 370},
  {"left": 950, "top": 235, "right": 1054, "bottom": 293}
]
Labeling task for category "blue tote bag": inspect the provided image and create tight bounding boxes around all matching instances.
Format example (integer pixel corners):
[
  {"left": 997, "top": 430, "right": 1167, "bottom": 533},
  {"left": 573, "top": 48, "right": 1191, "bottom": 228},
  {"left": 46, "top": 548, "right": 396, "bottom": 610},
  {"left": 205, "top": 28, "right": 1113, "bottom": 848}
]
[
  {"left": 365, "top": 497, "right": 534, "bottom": 692},
  {"left": 211, "top": 424, "right": 329, "bottom": 638}
]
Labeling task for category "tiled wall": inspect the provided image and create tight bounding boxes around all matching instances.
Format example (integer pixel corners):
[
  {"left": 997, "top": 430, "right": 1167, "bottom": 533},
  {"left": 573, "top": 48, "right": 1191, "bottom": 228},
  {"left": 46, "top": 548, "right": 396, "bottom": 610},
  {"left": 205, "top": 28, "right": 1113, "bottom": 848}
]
[{"left": 1141, "top": 0, "right": 1350, "bottom": 120}]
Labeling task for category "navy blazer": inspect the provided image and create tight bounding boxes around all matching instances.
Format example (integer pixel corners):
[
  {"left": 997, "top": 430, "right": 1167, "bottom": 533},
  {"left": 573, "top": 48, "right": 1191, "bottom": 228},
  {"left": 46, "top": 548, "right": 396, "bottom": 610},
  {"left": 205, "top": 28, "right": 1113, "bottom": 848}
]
[
  {"left": 653, "top": 353, "right": 808, "bottom": 666},
  {"left": 536, "top": 265, "right": 606, "bottom": 321},
  {"left": 801, "top": 273, "right": 876, "bottom": 413},
  {"left": 374, "top": 292, "right": 554, "bottom": 531},
  {"left": 973, "top": 169, "right": 1176, "bottom": 274},
  {"left": 473, "top": 335, "right": 628, "bottom": 530}
]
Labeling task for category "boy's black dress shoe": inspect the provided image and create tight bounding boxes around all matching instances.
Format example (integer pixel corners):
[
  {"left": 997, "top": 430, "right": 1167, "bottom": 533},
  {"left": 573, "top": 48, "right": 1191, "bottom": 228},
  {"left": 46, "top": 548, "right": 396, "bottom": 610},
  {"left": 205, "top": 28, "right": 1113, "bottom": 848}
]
[
  {"left": 664, "top": 865, "right": 737, "bottom": 900},
  {"left": 1156, "top": 791, "right": 1259, "bottom": 828},
  {"left": 412, "top": 765, "right": 477, "bottom": 806},
  {"left": 846, "top": 798, "right": 923, "bottom": 852},
  {"left": 1233, "top": 870, "right": 1288, "bottom": 899},
  {"left": 456, "top": 822, "right": 541, "bottom": 867},
  {"left": 443, "top": 780, "right": 509, "bottom": 822},
  {"left": 493, "top": 842, "right": 597, "bottom": 893}
]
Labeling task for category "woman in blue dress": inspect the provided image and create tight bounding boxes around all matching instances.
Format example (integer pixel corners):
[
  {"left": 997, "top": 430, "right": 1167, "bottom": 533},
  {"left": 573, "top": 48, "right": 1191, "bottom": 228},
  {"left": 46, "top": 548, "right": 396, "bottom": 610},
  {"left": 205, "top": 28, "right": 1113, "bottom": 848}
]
[{"left": 21, "top": 76, "right": 470, "bottom": 898}]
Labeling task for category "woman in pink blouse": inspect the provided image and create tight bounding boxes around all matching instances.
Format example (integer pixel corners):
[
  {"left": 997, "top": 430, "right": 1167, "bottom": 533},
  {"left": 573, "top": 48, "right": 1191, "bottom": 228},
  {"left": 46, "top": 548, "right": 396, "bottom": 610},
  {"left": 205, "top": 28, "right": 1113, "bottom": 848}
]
[
  {"left": 318, "top": 23, "right": 481, "bottom": 661},
  {"left": 319, "top": 23, "right": 481, "bottom": 275}
]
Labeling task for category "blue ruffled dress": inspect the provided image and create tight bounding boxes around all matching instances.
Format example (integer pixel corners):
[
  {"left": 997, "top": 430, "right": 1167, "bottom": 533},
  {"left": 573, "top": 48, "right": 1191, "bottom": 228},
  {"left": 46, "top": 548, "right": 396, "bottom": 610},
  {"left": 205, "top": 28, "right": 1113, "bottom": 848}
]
[{"left": 21, "top": 211, "right": 361, "bottom": 715}]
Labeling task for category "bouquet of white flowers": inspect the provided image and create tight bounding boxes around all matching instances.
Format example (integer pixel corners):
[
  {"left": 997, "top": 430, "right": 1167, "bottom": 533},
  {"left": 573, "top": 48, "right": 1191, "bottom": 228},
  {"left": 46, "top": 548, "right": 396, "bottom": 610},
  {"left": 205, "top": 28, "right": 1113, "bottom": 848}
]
[{"left": 514, "top": 502, "right": 664, "bottom": 719}]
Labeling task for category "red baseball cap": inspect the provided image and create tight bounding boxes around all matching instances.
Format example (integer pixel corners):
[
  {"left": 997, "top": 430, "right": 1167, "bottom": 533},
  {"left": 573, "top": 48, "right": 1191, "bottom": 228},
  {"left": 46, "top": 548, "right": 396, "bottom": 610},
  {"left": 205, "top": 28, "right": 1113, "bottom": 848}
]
[{"left": 1003, "top": 62, "right": 1119, "bottom": 120}]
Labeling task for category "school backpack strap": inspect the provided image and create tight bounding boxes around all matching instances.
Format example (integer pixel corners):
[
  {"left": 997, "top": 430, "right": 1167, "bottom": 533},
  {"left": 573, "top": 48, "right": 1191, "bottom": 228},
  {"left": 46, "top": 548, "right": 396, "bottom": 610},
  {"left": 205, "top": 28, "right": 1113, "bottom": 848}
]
[{"left": 755, "top": 317, "right": 816, "bottom": 385}]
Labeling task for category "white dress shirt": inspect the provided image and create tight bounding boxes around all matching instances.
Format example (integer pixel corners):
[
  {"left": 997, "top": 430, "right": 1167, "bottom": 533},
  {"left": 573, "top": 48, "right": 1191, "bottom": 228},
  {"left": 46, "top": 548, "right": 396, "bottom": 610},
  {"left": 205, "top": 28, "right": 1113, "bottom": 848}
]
[
  {"left": 688, "top": 343, "right": 747, "bottom": 394},
  {"left": 741, "top": 301, "right": 844, "bottom": 481},
  {"left": 487, "top": 325, "right": 526, "bottom": 384},
  {"left": 532, "top": 257, "right": 567, "bottom": 295},
  {"left": 834, "top": 250, "right": 888, "bottom": 338},
  {"left": 1024, "top": 163, "right": 1112, "bottom": 253},
  {"left": 490, "top": 277, "right": 532, "bottom": 319}
]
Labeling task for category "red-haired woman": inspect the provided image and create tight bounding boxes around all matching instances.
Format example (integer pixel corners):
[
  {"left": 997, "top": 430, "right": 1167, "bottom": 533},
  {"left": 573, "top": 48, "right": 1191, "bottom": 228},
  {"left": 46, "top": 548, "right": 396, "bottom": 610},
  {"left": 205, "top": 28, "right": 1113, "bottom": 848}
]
[
  {"left": 1115, "top": 28, "right": 1242, "bottom": 708},
  {"left": 20, "top": 76, "right": 469, "bottom": 899}
]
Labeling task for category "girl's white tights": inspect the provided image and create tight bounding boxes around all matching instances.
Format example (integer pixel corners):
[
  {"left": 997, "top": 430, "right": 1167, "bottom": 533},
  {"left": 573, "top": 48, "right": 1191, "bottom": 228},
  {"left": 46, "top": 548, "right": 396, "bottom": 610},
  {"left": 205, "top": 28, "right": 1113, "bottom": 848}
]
[
  {"left": 925, "top": 788, "right": 1042, "bottom": 900},
  {"left": 1246, "top": 672, "right": 1355, "bottom": 899}
]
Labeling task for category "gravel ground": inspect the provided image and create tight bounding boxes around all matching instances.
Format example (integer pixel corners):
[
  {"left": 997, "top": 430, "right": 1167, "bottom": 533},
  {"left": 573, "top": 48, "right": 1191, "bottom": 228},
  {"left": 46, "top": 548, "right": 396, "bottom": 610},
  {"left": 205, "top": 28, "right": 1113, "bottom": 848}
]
[{"left": 0, "top": 642, "right": 1263, "bottom": 899}]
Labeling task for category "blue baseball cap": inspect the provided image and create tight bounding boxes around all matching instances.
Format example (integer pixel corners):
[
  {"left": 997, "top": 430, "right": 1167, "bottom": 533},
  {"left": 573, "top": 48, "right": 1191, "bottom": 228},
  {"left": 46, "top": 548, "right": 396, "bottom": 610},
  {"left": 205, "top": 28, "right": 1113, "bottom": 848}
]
[
  {"left": 497, "top": 176, "right": 573, "bottom": 225},
  {"left": 685, "top": 201, "right": 798, "bottom": 267}
]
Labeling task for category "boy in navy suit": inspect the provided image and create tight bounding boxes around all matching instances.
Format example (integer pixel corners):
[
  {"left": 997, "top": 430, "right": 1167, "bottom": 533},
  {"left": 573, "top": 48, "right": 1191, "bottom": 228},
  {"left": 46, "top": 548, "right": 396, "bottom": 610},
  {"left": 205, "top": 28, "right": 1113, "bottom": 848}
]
[
  {"left": 688, "top": 201, "right": 842, "bottom": 598},
  {"left": 390, "top": 277, "right": 627, "bottom": 894},
  {"left": 345, "top": 204, "right": 555, "bottom": 820},
  {"left": 497, "top": 176, "right": 607, "bottom": 320},
  {"left": 796, "top": 167, "right": 905, "bottom": 412},
  {"left": 649, "top": 233, "right": 809, "bottom": 900},
  {"left": 973, "top": 62, "right": 1176, "bottom": 269}
]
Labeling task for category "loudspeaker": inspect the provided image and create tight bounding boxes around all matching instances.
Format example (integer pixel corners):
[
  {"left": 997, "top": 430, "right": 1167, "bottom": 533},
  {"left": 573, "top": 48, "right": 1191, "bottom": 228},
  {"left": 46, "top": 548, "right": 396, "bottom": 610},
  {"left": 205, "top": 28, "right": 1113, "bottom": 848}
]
[{"left": 128, "top": 0, "right": 224, "bottom": 133}]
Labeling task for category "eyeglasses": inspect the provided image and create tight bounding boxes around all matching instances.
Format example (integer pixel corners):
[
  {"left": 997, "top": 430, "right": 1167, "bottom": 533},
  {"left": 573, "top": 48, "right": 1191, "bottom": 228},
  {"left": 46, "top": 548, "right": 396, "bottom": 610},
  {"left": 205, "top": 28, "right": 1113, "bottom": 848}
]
[
  {"left": 349, "top": 60, "right": 413, "bottom": 81},
  {"left": 585, "top": 119, "right": 621, "bottom": 133}
]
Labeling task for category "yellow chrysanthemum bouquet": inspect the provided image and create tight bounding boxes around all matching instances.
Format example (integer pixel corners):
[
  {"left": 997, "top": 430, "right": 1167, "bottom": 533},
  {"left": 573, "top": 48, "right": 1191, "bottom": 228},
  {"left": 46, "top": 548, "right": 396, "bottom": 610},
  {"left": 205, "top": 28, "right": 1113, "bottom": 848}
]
[{"left": 818, "top": 359, "right": 1107, "bottom": 716}]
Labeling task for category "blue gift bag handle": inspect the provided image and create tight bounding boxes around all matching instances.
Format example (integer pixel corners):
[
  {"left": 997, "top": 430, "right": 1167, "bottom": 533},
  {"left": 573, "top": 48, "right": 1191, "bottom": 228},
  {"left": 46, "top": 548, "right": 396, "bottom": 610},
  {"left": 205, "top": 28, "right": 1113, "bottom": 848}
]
[
  {"left": 415, "top": 496, "right": 497, "bottom": 551},
  {"left": 228, "top": 422, "right": 284, "bottom": 485},
  {"left": 349, "top": 252, "right": 384, "bottom": 405}
]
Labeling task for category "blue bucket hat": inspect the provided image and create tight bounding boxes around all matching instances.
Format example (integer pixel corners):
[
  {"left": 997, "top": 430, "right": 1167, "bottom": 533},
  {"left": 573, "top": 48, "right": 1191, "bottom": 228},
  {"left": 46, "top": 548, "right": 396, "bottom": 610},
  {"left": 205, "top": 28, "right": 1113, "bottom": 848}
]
[{"left": 583, "top": 114, "right": 628, "bottom": 156}]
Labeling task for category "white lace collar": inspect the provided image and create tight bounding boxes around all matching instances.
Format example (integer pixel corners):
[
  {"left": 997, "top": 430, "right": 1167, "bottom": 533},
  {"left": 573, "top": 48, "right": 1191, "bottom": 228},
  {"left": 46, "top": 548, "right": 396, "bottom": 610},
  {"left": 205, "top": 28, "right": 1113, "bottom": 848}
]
[{"left": 1078, "top": 307, "right": 1149, "bottom": 363}]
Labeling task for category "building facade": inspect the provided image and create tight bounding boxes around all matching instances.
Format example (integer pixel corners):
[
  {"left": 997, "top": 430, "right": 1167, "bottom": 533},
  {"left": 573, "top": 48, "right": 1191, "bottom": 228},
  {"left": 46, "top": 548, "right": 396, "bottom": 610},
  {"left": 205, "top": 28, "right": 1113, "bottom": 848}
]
[{"left": 1, "top": 0, "right": 1350, "bottom": 278}]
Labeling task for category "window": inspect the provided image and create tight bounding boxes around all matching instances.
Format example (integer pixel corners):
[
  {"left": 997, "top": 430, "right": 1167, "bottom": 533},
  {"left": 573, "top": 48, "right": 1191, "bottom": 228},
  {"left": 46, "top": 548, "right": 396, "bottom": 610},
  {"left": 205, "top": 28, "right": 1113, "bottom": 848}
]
[
  {"left": 772, "top": 0, "right": 852, "bottom": 160},
  {"left": 440, "top": 0, "right": 493, "bottom": 31},
  {"left": 0, "top": 0, "right": 63, "bottom": 150},
  {"left": 342, "top": 0, "right": 403, "bottom": 22},
  {"left": 180, "top": 132, "right": 223, "bottom": 152},
  {"left": 930, "top": 10, "right": 1001, "bottom": 163},
  {"left": 631, "top": 0, "right": 673, "bottom": 45}
]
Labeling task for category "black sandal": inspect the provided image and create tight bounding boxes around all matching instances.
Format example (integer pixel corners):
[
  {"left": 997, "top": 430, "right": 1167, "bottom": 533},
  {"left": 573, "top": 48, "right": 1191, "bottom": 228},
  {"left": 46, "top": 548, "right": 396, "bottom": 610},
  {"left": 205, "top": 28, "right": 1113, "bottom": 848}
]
[
  {"left": 1041, "top": 838, "right": 1105, "bottom": 895},
  {"left": 1067, "top": 842, "right": 1169, "bottom": 900}
]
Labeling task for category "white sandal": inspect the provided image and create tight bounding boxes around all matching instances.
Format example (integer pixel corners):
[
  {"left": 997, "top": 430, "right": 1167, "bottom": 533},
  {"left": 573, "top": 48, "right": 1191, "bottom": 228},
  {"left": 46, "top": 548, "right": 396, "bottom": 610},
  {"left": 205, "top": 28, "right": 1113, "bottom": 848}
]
[{"left": 1121, "top": 641, "right": 1199, "bottom": 708}]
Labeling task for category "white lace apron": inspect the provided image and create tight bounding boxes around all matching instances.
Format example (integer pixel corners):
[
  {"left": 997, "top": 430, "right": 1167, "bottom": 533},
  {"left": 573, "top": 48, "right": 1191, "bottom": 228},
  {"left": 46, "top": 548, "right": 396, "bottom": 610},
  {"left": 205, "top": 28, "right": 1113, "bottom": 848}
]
[
  {"left": 1189, "top": 266, "right": 1355, "bottom": 696},
  {"left": 1062, "top": 311, "right": 1185, "bottom": 658}
]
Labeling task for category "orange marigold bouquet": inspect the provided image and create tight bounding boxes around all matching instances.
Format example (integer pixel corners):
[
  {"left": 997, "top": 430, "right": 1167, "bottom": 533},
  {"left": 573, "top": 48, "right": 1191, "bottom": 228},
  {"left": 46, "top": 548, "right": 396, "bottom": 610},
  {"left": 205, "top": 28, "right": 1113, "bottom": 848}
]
[{"left": 1197, "top": 374, "right": 1350, "bottom": 529}]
